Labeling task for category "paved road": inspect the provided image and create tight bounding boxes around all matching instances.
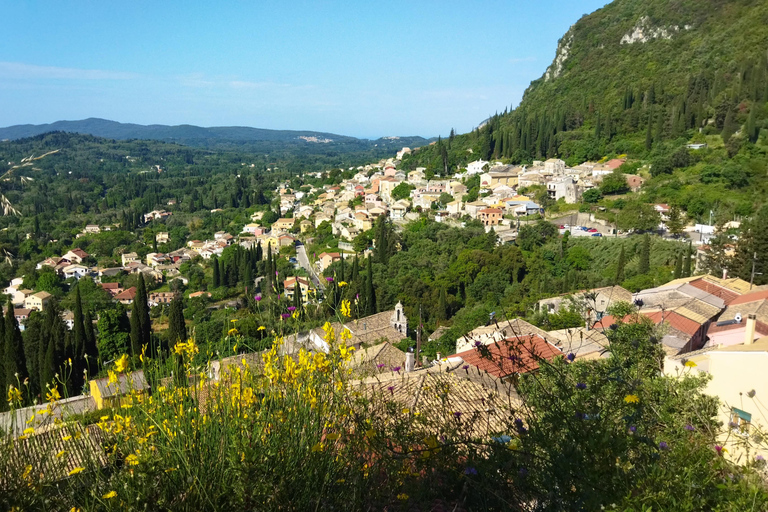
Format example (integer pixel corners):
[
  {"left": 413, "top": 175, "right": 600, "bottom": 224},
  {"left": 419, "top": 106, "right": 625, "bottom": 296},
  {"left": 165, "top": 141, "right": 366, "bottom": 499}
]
[{"left": 296, "top": 243, "right": 324, "bottom": 290}]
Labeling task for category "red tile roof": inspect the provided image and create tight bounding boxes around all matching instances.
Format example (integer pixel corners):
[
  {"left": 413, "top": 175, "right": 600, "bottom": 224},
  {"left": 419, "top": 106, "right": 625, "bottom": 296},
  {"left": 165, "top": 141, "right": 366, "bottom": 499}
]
[
  {"left": 596, "top": 311, "right": 702, "bottom": 337},
  {"left": 707, "top": 318, "right": 768, "bottom": 335},
  {"left": 113, "top": 287, "right": 137, "bottom": 301},
  {"left": 688, "top": 278, "right": 741, "bottom": 305},
  {"left": 729, "top": 290, "right": 768, "bottom": 306},
  {"left": 453, "top": 335, "right": 562, "bottom": 379}
]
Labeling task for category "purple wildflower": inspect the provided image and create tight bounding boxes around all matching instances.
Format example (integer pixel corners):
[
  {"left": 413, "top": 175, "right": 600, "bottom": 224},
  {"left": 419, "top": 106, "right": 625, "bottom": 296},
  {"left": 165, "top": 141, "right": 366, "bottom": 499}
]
[
  {"left": 629, "top": 426, "right": 636, "bottom": 434},
  {"left": 453, "top": 411, "right": 462, "bottom": 419},
  {"left": 326, "top": 277, "right": 334, "bottom": 282},
  {"left": 355, "top": 293, "right": 359, "bottom": 300},
  {"left": 659, "top": 441, "right": 669, "bottom": 450},
  {"left": 391, "top": 366, "right": 401, "bottom": 373},
  {"left": 255, "top": 294, "right": 262, "bottom": 302},
  {"left": 387, "top": 386, "right": 395, "bottom": 395},
  {"left": 715, "top": 445, "right": 723, "bottom": 455},
  {"left": 464, "top": 467, "right": 478, "bottom": 476},
  {"left": 474, "top": 341, "right": 482, "bottom": 348},
  {"left": 684, "top": 424, "right": 695, "bottom": 431},
  {"left": 287, "top": 306, "right": 296, "bottom": 312},
  {"left": 566, "top": 353, "right": 575, "bottom": 362},
  {"left": 514, "top": 418, "right": 527, "bottom": 434},
  {"left": 462, "top": 364, "right": 470, "bottom": 372},
  {"left": 275, "top": 271, "right": 278, "bottom": 276},
  {"left": 281, "top": 313, "right": 290, "bottom": 319},
  {"left": 376, "top": 363, "right": 385, "bottom": 369},
  {"left": 576, "top": 382, "right": 587, "bottom": 390},
  {"left": 756, "top": 455, "right": 765, "bottom": 462}
]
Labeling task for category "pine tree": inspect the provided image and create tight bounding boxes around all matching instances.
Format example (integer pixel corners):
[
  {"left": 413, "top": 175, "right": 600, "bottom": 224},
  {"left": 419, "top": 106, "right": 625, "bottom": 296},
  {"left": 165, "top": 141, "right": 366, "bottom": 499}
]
[
  {"left": 167, "top": 296, "right": 187, "bottom": 346},
  {"left": 5, "top": 297, "right": 27, "bottom": 392},
  {"left": 674, "top": 252, "right": 683, "bottom": 279},
  {"left": 639, "top": 235, "right": 651, "bottom": 274},
  {"left": 615, "top": 246, "right": 626, "bottom": 284}
]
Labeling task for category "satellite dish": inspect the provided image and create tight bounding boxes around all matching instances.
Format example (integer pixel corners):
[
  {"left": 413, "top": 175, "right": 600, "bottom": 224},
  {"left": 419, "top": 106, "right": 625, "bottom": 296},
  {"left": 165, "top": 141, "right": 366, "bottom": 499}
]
[{"left": 735, "top": 313, "right": 742, "bottom": 323}]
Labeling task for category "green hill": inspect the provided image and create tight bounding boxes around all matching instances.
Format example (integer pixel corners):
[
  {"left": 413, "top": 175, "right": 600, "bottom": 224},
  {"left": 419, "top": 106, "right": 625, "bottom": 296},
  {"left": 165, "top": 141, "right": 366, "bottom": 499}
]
[{"left": 404, "top": 0, "right": 768, "bottom": 219}]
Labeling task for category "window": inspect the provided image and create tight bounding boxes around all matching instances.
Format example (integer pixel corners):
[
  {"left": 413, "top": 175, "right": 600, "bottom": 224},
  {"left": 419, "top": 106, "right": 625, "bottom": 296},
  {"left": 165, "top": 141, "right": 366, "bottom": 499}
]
[{"left": 730, "top": 408, "right": 751, "bottom": 434}]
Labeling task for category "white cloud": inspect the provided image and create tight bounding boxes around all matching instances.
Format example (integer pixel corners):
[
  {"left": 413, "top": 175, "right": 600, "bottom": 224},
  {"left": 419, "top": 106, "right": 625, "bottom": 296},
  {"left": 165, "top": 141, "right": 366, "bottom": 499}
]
[{"left": 0, "top": 61, "right": 139, "bottom": 80}]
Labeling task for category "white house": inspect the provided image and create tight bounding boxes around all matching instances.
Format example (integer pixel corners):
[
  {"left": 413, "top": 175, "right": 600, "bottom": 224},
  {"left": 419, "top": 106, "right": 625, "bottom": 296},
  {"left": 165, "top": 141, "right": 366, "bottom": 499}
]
[{"left": 466, "top": 160, "right": 489, "bottom": 176}]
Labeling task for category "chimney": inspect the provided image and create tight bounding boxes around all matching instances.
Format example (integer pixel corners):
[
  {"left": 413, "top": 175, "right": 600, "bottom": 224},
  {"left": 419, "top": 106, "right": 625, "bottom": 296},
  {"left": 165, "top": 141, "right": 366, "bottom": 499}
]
[
  {"left": 405, "top": 352, "right": 415, "bottom": 372},
  {"left": 722, "top": 268, "right": 728, "bottom": 280},
  {"left": 745, "top": 314, "right": 757, "bottom": 345},
  {"left": 436, "top": 352, "right": 442, "bottom": 361}
]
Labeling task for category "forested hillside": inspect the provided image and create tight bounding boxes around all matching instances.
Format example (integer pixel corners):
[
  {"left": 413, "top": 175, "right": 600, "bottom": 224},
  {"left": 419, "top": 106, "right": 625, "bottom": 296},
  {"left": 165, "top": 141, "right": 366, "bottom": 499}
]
[
  {"left": 403, "top": 0, "right": 768, "bottom": 219},
  {"left": 0, "top": 118, "right": 434, "bottom": 164}
]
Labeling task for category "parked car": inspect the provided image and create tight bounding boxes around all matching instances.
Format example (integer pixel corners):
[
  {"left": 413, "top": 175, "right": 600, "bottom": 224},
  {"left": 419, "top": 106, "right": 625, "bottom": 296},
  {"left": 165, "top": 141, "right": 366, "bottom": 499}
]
[
  {"left": 587, "top": 228, "right": 598, "bottom": 233},
  {"left": 591, "top": 233, "right": 603, "bottom": 237}
]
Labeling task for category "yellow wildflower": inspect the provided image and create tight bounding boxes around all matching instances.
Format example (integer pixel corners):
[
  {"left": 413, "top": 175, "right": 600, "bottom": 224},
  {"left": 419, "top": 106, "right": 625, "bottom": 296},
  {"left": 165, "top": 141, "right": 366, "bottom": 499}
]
[
  {"left": 340, "top": 299, "right": 351, "bottom": 318},
  {"left": 338, "top": 281, "right": 348, "bottom": 287},
  {"left": 7, "top": 385, "right": 22, "bottom": 405},
  {"left": 326, "top": 433, "right": 340, "bottom": 441},
  {"left": 68, "top": 467, "right": 85, "bottom": 476},
  {"left": 624, "top": 394, "right": 640, "bottom": 404},
  {"left": 684, "top": 361, "right": 697, "bottom": 368},
  {"left": 46, "top": 387, "right": 61, "bottom": 402},
  {"left": 125, "top": 454, "right": 139, "bottom": 466},
  {"left": 228, "top": 328, "right": 238, "bottom": 336},
  {"left": 62, "top": 435, "right": 72, "bottom": 441},
  {"left": 23, "top": 427, "right": 34, "bottom": 435},
  {"left": 56, "top": 450, "right": 67, "bottom": 458},
  {"left": 311, "top": 442, "right": 324, "bottom": 452},
  {"left": 257, "top": 326, "right": 266, "bottom": 331},
  {"left": 365, "top": 429, "right": 376, "bottom": 438},
  {"left": 114, "top": 354, "right": 129, "bottom": 373},
  {"left": 108, "top": 370, "right": 118, "bottom": 386},
  {"left": 397, "top": 493, "right": 409, "bottom": 501},
  {"left": 102, "top": 491, "right": 117, "bottom": 499}
]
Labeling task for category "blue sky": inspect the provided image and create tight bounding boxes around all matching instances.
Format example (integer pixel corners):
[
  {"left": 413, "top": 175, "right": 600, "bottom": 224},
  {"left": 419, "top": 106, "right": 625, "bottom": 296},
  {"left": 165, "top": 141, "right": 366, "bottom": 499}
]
[{"left": 1, "top": 1, "right": 608, "bottom": 138}]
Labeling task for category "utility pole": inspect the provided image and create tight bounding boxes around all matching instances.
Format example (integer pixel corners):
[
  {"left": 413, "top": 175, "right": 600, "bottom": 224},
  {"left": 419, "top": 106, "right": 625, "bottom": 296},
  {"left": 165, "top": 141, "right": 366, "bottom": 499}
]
[
  {"left": 416, "top": 305, "right": 422, "bottom": 367},
  {"left": 750, "top": 252, "right": 757, "bottom": 290}
]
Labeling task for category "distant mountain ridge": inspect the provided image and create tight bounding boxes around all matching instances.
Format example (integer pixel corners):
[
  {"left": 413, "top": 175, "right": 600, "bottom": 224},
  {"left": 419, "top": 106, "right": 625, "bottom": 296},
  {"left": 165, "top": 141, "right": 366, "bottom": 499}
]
[{"left": 0, "top": 118, "right": 434, "bottom": 149}]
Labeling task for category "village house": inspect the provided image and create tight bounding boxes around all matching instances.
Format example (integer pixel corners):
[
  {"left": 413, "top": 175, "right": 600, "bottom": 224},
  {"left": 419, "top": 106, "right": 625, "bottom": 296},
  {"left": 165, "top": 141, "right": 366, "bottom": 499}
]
[
  {"left": 144, "top": 210, "right": 171, "bottom": 222},
  {"left": 121, "top": 252, "right": 139, "bottom": 266},
  {"left": 61, "top": 264, "right": 90, "bottom": 281},
  {"left": 317, "top": 252, "right": 341, "bottom": 272},
  {"left": 466, "top": 160, "right": 489, "bottom": 175},
  {"left": 24, "top": 291, "right": 52, "bottom": 312},
  {"left": 155, "top": 232, "right": 170, "bottom": 244},
  {"left": 148, "top": 292, "right": 176, "bottom": 307},
  {"left": 272, "top": 218, "right": 295, "bottom": 233},
  {"left": 62, "top": 248, "right": 89, "bottom": 264},
  {"left": 308, "top": 303, "right": 408, "bottom": 353},
  {"left": 83, "top": 224, "right": 101, "bottom": 234},
  {"left": 113, "top": 287, "right": 137, "bottom": 305},
  {"left": 99, "top": 282, "right": 123, "bottom": 297},
  {"left": 478, "top": 207, "right": 503, "bottom": 227},
  {"left": 283, "top": 276, "right": 312, "bottom": 304}
]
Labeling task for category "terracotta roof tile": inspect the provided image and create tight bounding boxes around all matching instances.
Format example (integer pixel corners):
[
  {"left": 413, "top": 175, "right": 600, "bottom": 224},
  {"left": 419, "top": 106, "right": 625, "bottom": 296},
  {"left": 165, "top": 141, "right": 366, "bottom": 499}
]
[{"left": 453, "top": 335, "right": 562, "bottom": 379}]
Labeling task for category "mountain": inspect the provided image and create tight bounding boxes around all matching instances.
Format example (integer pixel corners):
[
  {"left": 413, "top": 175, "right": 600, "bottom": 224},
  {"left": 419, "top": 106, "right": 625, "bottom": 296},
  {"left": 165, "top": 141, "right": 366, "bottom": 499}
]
[
  {"left": 0, "top": 118, "right": 434, "bottom": 156},
  {"left": 402, "top": 0, "right": 768, "bottom": 218}
]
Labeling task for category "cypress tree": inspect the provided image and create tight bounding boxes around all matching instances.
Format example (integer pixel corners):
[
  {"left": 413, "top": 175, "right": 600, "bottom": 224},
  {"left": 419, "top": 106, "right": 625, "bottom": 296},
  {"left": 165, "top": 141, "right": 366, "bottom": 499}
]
[
  {"left": 721, "top": 109, "right": 737, "bottom": 142},
  {"left": 365, "top": 256, "right": 376, "bottom": 316},
  {"left": 615, "top": 246, "right": 626, "bottom": 285},
  {"left": 41, "top": 336, "right": 57, "bottom": 396},
  {"left": 212, "top": 257, "right": 220, "bottom": 287},
  {"left": 0, "top": 308, "right": 4, "bottom": 396},
  {"left": 130, "top": 274, "right": 151, "bottom": 359},
  {"left": 683, "top": 241, "right": 693, "bottom": 277},
  {"left": 83, "top": 309, "right": 98, "bottom": 376},
  {"left": 167, "top": 296, "right": 187, "bottom": 346},
  {"left": 72, "top": 286, "right": 86, "bottom": 382},
  {"left": 746, "top": 107, "right": 758, "bottom": 143},
  {"left": 437, "top": 287, "right": 448, "bottom": 322},
  {"left": 255, "top": 241, "right": 263, "bottom": 262},
  {"left": 639, "top": 235, "right": 651, "bottom": 274},
  {"left": 5, "top": 297, "right": 27, "bottom": 392},
  {"left": 351, "top": 256, "right": 359, "bottom": 285},
  {"left": 645, "top": 110, "right": 654, "bottom": 150},
  {"left": 673, "top": 252, "right": 683, "bottom": 279}
]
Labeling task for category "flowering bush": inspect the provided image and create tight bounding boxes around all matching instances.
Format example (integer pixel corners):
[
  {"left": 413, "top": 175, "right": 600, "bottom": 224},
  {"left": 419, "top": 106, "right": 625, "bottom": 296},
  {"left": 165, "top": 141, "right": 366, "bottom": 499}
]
[{"left": 0, "top": 314, "right": 765, "bottom": 510}]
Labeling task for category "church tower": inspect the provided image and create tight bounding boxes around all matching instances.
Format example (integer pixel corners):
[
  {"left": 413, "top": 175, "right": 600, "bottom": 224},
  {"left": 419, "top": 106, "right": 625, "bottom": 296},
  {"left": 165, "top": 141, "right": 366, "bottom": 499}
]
[{"left": 391, "top": 301, "right": 407, "bottom": 335}]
